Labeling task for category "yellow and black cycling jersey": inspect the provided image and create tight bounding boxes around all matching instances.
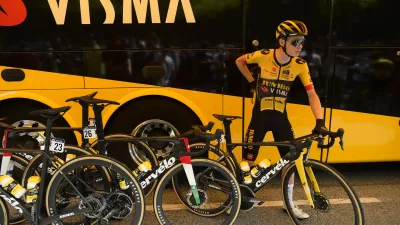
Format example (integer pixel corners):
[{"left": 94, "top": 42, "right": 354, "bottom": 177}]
[{"left": 242, "top": 49, "right": 314, "bottom": 113}]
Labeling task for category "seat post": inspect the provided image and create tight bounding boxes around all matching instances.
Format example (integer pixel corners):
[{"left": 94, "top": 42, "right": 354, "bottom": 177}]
[
  {"left": 92, "top": 104, "right": 106, "bottom": 155},
  {"left": 80, "top": 102, "right": 90, "bottom": 147},
  {"left": 222, "top": 119, "right": 233, "bottom": 150},
  {"left": 36, "top": 115, "right": 58, "bottom": 224}
]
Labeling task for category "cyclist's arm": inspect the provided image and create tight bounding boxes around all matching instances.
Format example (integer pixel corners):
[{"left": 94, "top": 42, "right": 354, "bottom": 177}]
[
  {"left": 235, "top": 51, "right": 263, "bottom": 83},
  {"left": 307, "top": 89, "right": 323, "bottom": 120},
  {"left": 298, "top": 64, "right": 323, "bottom": 120}
]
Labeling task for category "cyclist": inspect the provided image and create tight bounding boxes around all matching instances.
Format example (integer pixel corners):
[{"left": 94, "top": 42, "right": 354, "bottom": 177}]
[{"left": 235, "top": 20, "right": 328, "bottom": 219}]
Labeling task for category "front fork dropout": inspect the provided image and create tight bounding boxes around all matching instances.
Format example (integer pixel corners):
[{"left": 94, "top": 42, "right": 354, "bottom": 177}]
[{"left": 294, "top": 147, "right": 322, "bottom": 209}]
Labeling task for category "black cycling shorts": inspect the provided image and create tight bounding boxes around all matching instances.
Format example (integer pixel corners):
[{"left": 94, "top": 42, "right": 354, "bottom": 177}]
[{"left": 242, "top": 101, "right": 295, "bottom": 161}]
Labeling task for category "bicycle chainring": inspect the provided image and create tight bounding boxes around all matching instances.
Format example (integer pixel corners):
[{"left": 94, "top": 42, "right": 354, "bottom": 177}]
[
  {"left": 105, "top": 192, "right": 134, "bottom": 220},
  {"left": 240, "top": 185, "right": 256, "bottom": 211}
]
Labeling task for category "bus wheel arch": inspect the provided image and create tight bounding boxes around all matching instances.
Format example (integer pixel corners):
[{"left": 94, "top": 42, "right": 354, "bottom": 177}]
[
  {"left": 104, "top": 96, "right": 203, "bottom": 161},
  {"left": 0, "top": 98, "right": 78, "bottom": 146}
]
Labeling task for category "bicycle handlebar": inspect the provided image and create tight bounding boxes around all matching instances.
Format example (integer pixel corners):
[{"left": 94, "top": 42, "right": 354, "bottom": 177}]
[
  {"left": 295, "top": 128, "right": 345, "bottom": 151},
  {"left": 318, "top": 128, "right": 345, "bottom": 150},
  {"left": 228, "top": 128, "right": 345, "bottom": 154}
]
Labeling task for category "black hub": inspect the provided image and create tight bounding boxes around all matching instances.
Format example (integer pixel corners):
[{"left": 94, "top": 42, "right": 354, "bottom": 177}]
[{"left": 314, "top": 193, "right": 330, "bottom": 212}]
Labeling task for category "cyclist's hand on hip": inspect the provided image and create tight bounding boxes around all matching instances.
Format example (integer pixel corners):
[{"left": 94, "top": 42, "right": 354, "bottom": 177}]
[
  {"left": 249, "top": 80, "right": 257, "bottom": 93},
  {"left": 312, "top": 119, "right": 328, "bottom": 135}
]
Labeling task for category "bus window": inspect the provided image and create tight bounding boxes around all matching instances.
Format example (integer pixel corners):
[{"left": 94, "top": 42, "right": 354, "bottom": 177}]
[
  {"left": 83, "top": 49, "right": 240, "bottom": 95},
  {"left": 331, "top": 49, "right": 400, "bottom": 117},
  {"left": 0, "top": 52, "right": 83, "bottom": 76},
  {"left": 332, "top": 0, "right": 400, "bottom": 46}
]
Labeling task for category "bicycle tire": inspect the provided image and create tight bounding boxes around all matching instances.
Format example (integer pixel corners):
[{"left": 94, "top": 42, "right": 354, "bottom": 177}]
[
  {"left": 282, "top": 159, "right": 364, "bottom": 225},
  {"left": 91, "top": 134, "right": 159, "bottom": 197},
  {"left": 154, "top": 159, "right": 241, "bottom": 225},
  {"left": 0, "top": 198, "right": 9, "bottom": 225},
  {"left": 171, "top": 143, "right": 238, "bottom": 217},
  {"left": 0, "top": 153, "right": 33, "bottom": 225},
  {"left": 45, "top": 155, "right": 145, "bottom": 225}
]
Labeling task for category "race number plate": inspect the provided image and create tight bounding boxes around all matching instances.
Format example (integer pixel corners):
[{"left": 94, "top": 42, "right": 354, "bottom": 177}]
[
  {"left": 83, "top": 126, "right": 97, "bottom": 139},
  {"left": 49, "top": 138, "right": 65, "bottom": 153}
]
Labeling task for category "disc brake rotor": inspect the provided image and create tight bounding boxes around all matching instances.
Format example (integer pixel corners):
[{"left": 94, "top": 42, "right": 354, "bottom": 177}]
[
  {"left": 314, "top": 193, "right": 330, "bottom": 212},
  {"left": 186, "top": 189, "right": 208, "bottom": 209}
]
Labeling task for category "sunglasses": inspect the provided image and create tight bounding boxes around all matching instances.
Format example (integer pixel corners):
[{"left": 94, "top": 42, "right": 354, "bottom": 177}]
[{"left": 290, "top": 39, "right": 306, "bottom": 47}]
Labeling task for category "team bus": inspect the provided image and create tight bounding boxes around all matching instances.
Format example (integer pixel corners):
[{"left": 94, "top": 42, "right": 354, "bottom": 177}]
[{"left": 0, "top": 0, "right": 399, "bottom": 165}]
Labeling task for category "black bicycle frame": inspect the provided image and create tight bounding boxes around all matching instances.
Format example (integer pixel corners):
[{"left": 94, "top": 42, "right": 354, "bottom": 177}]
[
  {"left": 106, "top": 134, "right": 214, "bottom": 191},
  {"left": 0, "top": 116, "right": 93, "bottom": 225},
  {"left": 220, "top": 119, "right": 314, "bottom": 193},
  {"left": 105, "top": 136, "right": 190, "bottom": 187}
]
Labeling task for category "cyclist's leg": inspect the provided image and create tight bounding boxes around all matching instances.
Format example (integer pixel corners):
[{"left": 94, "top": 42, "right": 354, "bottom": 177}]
[
  {"left": 271, "top": 112, "right": 309, "bottom": 218},
  {"left": 243, "top": 103, "right": 268, "bottom": 166}
]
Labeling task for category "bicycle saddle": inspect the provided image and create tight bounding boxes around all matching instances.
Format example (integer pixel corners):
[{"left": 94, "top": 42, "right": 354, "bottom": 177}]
[
  {"left": 29, "top": 106, "right": 71, "bottom": 118},
  {"left": 67, "top": 95, "right": 119, "bottom": 106},
  {"left": 212, "top": 114, "right": 242, "bottom": 122},
  {"left": 65, "top": 91, "right": 98, "bottom": 103}
]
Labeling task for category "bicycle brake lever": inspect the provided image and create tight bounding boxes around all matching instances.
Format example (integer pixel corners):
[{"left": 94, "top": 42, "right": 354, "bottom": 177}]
[
  {"left": 316, "top": 136, "right": 324, "bottom": 148},
  {"left": 339, "top": 137, "right": 344, "bottom": 150},
  {"left": 337, "top": 128, "right": 345, "bottom": 150}
]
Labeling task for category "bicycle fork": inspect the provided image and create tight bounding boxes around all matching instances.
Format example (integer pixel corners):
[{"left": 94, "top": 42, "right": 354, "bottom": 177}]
[
  {"left": 180, "top": 155, "right": 201, "bottom": 205},
  {"left": 178, "top": 137, "right": 201, "bottom": 205},
  {"left": 294, "top": 151, "right": 321, "bottom": 209}
]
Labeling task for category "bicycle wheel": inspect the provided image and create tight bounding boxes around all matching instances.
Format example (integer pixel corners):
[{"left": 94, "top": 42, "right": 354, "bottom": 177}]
[
  {"left": 154, "top": 159, "right": 241, "bottom": 225},
  {"left": 0, "top": 198, "right": 9, "bottom": 225},
  {"left": 0, "top": 153, "right": 33, "bottom": 225},
  {"left": 91, "top": 134, "right": 159, "bottom": 197},
  {"left": 46, "top": 155, "right": 145, "bottom": 225},
  {"left": 282, "top": 159, "right": 364, "bottom": 225},
  {"left": 171, "top": 143, "right": 238, "bottom": 217}
]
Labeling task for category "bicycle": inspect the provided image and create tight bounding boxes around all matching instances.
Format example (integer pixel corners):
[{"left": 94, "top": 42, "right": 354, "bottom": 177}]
[
  {"left": 11, "top": 96, "right": 242, "bottom": 225},
  {"left": 172, "top": 114, "right": 365, "bottom": 225},
  {"left": 0, "top": 92, "right": 154, "bottom": 224},
  {"left": 0, "top": 106, "right": 146, "bottom": 225}
]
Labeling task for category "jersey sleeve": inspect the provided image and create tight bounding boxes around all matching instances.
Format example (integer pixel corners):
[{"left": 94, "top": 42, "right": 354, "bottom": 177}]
[
  {"left": 297, "top": 60, "right": 314, "bottom": 91},
  {"left": 241, "top": 50, "right": 264, "bottom": 65}
]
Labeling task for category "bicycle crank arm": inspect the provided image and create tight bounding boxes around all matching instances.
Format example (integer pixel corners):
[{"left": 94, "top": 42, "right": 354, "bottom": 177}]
[{"left": 242, "top": 196, "right": 265, "bottom": 206}]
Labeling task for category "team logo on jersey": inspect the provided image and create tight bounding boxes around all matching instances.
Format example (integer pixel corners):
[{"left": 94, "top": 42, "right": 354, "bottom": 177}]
[
  {"left": 261, "top": 49, "right": 270, "bottom": 55},
  {"left": 282, "top": 70, "right": 290, "bottom": 79},
  {"left": 261, "top": 86, "right": 269, "bottom": 93},
  {"left": 296, "top": 58, "right": 306, "bottom": 64}
]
